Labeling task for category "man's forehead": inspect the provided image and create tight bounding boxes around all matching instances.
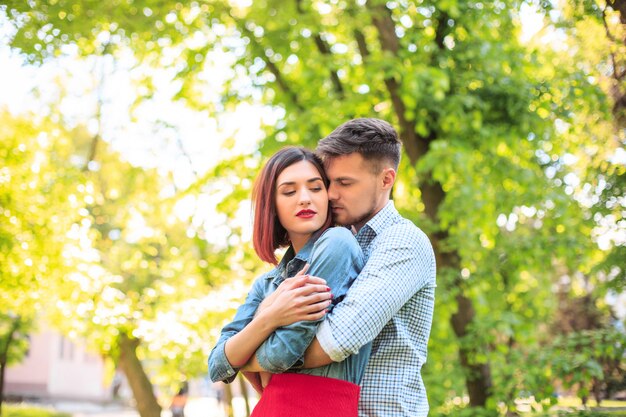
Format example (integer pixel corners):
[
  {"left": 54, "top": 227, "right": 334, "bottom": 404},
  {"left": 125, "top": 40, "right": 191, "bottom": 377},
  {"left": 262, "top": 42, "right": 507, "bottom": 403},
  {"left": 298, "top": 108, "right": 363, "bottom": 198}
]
[{"left": 325, "top": 153, "right": 368, "bottom": 172}]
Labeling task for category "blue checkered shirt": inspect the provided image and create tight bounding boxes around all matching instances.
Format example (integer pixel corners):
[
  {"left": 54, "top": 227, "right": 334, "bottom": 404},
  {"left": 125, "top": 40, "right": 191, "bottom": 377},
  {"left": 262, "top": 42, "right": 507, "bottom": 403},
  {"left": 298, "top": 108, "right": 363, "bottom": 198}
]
[{"left": 316, "top": 201, "right": 436, "bottom": 417}]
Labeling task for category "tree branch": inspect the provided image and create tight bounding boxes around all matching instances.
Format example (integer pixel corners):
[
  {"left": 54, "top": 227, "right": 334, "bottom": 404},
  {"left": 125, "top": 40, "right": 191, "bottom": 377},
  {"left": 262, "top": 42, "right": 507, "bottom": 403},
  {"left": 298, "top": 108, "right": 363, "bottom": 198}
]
[
  {"left": 313, "top": 34, "right": 345, "bottom": 97},
  {"left": 366, "top": 2, "right": 428, "bottom": 164},
  {"left": 602, "top": 4, "right": 626, "bottom": 120},
  {"left": 233, "top": 18, "right": 305, "bottom": 111},
  {"left": 434, "top": 10, "right": 451, "bottom": 51},
  {"left": 354, "top": 28, "right": 369, "bottom": 59},
  {"left": 295, "top": 0, "right": 345, "bottom": 97},
  {"left": 84, "top": 46, "right": 109, "bottom": 172},
  {"left": 607, "top": 0, "right": 626, "bottom": 25}
]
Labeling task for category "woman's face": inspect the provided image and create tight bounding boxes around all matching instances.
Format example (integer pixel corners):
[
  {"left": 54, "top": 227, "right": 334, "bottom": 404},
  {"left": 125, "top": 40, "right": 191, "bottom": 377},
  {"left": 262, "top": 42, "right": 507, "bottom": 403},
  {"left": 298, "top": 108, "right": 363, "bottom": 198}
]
[{"left": 275, "top": 160, "right": 329, "bottom": 249}]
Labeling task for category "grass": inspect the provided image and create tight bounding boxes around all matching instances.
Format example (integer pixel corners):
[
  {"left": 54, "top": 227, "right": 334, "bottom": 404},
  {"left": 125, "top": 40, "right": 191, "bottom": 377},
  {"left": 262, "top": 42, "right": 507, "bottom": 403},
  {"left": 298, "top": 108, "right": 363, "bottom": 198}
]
[
  {"left": 555, "top": 398, "right": 626, "bottom": 408},
  {"left": 526, "top": 397, "right": 626, "bottom": 417},
  {"left": 2, "top": 403, "right": 71, "bottom": 417}
]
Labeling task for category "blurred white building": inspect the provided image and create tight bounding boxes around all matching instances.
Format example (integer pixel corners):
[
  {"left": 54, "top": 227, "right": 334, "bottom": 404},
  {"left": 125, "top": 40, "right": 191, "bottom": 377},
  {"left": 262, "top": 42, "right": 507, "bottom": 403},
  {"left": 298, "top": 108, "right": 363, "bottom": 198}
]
[{"left": 5, "top": 329, "right": 111, "bottom": 402}]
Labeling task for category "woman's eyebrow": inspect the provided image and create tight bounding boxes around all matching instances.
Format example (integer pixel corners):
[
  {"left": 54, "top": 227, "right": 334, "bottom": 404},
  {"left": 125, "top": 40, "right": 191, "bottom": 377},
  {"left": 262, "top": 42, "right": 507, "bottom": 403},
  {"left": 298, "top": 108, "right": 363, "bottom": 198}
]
[{"left": 278, "top": 177, "right": 323, "bottom": 187}]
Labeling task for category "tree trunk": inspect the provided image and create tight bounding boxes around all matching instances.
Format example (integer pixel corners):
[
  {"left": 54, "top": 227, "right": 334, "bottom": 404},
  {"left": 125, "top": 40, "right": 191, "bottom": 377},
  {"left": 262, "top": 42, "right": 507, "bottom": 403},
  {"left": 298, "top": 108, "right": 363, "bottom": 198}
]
[
  {"left": 0, "top": 359, "right": 6, "bottom": 417},
  {"left": 223, "top": 383, "right": 234, "bottom": 417},
  {"left": 237, "top": 374, "right": 250, "bottom": 417},
  {"left": 415, "top": 166, "right": 493, "bottom": 406},
  {"left": 365, "top": 1, "right": 494, "bottom": 405},
  {"left": 117, "top": 333, "right": 161, "bottom": 417},
  {"left": 0, "top": 316, "right": 21, "bottom": 417},
  {"left": 450, "top": 288, "right": 492, "bottom": 406}
]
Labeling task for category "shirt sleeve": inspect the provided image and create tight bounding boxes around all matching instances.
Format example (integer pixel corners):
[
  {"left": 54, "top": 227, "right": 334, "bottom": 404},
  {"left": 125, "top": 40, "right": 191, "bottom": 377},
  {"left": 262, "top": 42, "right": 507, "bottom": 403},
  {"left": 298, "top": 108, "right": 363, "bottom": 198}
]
[
  {"left": 316, "top": 224, "right": 436, "bottom": 362},
  {"left": 208, "top": 277, "right": 266, "bottom": 383},
  {"left": 255, "top": 227, "right": 364, "bottom": 373}
]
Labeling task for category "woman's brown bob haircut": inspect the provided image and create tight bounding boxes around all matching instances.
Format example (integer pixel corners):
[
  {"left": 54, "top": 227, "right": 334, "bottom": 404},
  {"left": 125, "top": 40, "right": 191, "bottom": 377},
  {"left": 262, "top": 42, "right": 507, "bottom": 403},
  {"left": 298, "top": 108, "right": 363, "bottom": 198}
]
[{"left": 252, "top": 147, "right": 332, "bottom": 265}]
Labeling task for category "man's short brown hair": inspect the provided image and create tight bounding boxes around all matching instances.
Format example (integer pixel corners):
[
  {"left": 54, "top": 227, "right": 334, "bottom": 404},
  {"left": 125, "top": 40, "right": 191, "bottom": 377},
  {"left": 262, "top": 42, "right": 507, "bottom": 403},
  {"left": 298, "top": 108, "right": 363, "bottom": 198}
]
[{"left": 316, "top": 118, "right": 401, "bottom": 173}]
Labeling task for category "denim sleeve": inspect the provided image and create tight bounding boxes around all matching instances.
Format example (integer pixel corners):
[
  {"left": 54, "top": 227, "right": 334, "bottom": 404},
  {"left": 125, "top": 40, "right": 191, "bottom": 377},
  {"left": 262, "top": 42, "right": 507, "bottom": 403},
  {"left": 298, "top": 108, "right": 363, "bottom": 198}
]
[
  {"left": 255, "top": 227, "right": 364, "bottom": 372},
  {"left": 208, "top": 276, "right": 266, "bottom": 383}
]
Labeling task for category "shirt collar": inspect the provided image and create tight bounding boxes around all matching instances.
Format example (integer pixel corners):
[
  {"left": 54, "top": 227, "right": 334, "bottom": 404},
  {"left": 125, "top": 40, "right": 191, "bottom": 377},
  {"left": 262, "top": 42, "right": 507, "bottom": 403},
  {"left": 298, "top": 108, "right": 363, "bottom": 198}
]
[
  {"left": 264, "top": 229, "right": 323, "bottom": 281},
  {"left": 356, "top": 200, "right": 399, "bottom": 238}
]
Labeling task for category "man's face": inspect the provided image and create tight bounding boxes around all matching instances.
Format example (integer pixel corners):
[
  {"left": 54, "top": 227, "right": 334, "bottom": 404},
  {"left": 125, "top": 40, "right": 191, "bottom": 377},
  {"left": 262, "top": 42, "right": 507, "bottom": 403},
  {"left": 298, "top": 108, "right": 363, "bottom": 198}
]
[{"left": 325, "top": 153, "right": 388, "bottom": 231}]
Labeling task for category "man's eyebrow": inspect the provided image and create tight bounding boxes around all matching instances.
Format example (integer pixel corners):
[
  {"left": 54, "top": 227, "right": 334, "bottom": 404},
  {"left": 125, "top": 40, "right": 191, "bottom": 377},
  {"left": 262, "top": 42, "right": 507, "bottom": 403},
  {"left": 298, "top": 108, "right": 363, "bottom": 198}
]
[{"left": 333, "top": 176, "right": 356, "bottom": 182}]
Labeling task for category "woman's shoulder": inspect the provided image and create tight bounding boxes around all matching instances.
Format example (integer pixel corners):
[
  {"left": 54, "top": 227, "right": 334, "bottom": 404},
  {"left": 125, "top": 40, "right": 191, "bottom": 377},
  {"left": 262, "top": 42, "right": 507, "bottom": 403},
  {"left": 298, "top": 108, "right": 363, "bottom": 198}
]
[
  {"left": 314, "top": 226, "right": 360, "bottom": 251},
  {"left": 319, "top": 226, "right": 355, "bottom": 241}
]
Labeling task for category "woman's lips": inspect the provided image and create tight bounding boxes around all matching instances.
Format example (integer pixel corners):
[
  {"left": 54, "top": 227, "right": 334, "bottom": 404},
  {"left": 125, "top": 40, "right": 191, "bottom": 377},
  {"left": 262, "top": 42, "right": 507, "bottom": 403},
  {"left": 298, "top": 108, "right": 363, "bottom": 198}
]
[{"left": 296, "top": 209, "right": 316, "bottom": 218}]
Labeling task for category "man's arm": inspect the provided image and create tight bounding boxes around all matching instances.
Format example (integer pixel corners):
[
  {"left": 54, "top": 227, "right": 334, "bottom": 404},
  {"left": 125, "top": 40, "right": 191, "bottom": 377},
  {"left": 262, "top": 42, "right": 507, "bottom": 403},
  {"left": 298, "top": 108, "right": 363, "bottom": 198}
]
[
  {"left": 310, "top": 225, "right": 436, "bottom": 363},
  {"left": 302, "top": 337, "right": 332, "bottom": 368}
]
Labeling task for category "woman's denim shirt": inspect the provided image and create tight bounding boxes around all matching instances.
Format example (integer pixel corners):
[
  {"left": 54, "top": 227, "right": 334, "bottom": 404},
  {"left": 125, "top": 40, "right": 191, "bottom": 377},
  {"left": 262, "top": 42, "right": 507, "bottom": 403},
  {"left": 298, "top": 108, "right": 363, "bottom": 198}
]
[{"left": 208, "top": 227, "right": 371, "bottom": 385}]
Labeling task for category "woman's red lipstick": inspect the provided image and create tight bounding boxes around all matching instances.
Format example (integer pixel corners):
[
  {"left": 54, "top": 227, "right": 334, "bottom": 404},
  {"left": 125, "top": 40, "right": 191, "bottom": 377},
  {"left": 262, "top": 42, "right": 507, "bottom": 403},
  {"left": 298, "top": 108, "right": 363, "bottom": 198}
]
[{"left": 296, "top": 209, "right": 316, "bottom": 218}]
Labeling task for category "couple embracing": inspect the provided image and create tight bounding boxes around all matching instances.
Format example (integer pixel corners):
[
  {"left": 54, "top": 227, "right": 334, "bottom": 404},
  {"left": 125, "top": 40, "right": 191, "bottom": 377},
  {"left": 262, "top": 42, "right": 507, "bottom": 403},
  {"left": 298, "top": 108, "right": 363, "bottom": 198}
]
[{"left": 209, "top": 118, "right": 436, "bottom": 417}]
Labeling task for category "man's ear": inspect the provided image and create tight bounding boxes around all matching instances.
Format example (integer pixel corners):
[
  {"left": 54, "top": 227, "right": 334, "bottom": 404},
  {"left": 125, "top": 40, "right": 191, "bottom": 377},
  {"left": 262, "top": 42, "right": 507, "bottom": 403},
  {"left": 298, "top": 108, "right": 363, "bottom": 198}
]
[{"left": 381, "top": 168, "right": 396, "bottom": 190}]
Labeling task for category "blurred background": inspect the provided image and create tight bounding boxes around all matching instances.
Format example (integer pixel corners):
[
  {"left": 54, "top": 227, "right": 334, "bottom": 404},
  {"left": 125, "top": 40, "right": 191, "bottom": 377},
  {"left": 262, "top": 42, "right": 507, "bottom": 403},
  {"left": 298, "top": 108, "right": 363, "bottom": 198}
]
[{"left": 0, "top": 1, "right": 624, "bottom": 417}]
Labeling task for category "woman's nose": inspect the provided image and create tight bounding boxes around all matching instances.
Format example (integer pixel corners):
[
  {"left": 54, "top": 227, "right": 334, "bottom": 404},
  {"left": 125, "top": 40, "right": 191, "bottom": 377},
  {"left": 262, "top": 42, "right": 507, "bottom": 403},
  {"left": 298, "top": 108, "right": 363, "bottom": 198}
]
[{"left": 299, "top": 188, "right": 312, "bottom": 205}]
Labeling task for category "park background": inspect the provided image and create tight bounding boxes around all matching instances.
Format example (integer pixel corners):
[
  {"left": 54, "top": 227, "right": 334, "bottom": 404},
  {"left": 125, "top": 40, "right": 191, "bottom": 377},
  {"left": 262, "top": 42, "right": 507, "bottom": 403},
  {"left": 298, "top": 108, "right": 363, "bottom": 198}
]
[{"left": 0, "top": 0, "right": 625, "bottom": 417}]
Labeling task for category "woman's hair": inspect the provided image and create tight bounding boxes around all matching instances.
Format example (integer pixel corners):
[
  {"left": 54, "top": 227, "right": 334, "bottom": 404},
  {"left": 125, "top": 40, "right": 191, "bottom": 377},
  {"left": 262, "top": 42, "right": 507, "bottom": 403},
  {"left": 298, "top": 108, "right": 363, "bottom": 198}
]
[{"left": 252, "top": 147, "right": 332, "bottom": 264}]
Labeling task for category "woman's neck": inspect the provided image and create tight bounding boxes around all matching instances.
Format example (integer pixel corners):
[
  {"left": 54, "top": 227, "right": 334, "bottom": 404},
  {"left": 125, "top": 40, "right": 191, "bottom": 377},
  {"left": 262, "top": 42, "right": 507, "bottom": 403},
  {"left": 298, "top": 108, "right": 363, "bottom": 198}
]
[{"left": 289, "top": 234, "right": 309, "bottom": 254}]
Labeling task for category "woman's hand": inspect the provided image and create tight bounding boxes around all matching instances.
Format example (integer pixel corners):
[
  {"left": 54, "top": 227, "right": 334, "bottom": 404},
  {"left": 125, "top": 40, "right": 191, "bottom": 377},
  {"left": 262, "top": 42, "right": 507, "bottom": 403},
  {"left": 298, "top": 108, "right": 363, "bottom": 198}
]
[
  {"left": 256, "top": 266, "right": 333, "bottom": 328},
  {"left": 257, "top": 264, "right": 311, "bottom": 312}
]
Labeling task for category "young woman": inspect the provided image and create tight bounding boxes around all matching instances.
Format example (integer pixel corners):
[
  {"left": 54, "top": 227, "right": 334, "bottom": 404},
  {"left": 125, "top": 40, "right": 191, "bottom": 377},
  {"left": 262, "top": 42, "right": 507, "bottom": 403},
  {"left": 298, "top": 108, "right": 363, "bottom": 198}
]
[{"left": 208, "top": 147, "right": 371, "bottom": 417}]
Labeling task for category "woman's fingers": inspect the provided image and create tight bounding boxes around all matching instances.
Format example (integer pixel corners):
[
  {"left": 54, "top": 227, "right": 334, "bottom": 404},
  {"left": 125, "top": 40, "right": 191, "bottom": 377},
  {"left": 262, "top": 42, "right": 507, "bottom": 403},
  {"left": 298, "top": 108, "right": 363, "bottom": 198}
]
[
  {"left": 294, "top": 263, "right": 309, "bottom": 276},
  {"left": 303, "top": 298, "right": 332, "bottom": 314},
  {"left": 305, "top": 305, "right": 330, "bottom": 320},
  {"left": 295, "top": 283, "right": 331, "bottom": 296}
]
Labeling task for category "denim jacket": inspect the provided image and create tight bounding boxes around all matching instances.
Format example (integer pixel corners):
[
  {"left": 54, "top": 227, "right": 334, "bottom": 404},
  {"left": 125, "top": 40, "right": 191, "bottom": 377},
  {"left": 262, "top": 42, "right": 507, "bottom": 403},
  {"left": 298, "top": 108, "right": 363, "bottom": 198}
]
[{"left": 208, "top": 227, "right": 371, "bottom": 385}]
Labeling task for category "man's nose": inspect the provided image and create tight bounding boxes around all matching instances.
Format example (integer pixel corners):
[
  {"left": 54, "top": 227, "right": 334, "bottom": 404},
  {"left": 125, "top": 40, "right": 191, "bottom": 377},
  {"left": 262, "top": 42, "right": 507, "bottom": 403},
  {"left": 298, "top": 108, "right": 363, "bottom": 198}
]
[{"left": 327, "top": 184, "right": 338, "bottom": 201}]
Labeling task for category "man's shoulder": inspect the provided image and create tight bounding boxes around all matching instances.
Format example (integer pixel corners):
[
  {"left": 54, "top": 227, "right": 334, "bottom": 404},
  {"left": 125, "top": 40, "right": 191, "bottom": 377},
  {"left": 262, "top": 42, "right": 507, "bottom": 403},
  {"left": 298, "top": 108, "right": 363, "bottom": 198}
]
[{"left": 377, "top": 216, "right": 431, "bottom": 247}]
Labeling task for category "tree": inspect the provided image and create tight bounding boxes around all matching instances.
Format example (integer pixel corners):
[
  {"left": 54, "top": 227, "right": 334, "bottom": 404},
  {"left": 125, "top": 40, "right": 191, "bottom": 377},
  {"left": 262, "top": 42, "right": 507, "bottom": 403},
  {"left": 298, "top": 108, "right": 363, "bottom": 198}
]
[
  {"left": 0, "top": 109, "right": 80, "bottom": 414},
  {"left": 2, "top": 0, "right": 621, "bottom": 413}
]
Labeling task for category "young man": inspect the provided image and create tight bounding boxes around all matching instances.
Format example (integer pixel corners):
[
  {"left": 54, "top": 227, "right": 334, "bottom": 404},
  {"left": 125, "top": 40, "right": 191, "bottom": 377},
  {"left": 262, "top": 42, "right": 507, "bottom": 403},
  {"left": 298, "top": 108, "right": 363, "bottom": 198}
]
[
  {"left": 303, "top": 118, "right": 436, "bottom": 416},
  {"left": 240, "top": 118, "right": 436, "bottom": 416}
]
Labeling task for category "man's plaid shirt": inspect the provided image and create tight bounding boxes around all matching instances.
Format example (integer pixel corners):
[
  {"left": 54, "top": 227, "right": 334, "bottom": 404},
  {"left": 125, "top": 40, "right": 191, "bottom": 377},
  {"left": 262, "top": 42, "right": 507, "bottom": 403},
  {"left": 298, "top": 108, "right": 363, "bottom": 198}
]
[{"left": 317, "top": 201, "right": 436, "bottom": 417}]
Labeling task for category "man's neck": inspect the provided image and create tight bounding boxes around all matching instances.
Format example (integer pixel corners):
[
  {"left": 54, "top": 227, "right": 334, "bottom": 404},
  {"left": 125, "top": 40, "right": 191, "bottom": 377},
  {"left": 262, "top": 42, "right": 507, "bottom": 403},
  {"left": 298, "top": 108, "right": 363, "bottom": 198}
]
[{"left": 353, "top": 199, "right": 390, "bottom": 233}]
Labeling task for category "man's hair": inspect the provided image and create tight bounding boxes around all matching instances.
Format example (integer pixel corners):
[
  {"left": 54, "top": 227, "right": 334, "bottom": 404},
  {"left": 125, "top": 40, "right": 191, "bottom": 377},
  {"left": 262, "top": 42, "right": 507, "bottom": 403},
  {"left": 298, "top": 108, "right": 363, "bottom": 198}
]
[
  {"left": 316, "top": 118, "right": 401, "bottom": 172},
  {"left": 251, "top": 146, "right": 332, "bottom": 265}
]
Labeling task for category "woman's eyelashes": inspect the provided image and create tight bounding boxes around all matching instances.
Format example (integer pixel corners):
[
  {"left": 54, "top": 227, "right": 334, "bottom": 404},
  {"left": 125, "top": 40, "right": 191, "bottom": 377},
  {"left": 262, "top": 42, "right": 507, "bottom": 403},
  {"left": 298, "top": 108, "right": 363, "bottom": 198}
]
[{"left": 281, "top": 186, "right": 323, "bottom": 196}]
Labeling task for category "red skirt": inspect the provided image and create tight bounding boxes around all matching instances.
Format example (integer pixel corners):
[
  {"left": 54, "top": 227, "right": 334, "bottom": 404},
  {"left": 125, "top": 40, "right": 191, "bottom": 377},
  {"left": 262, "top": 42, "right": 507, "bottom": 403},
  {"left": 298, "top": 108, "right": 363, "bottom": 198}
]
[{"left": 250, "top": 373, "right": 360, "bottom": 417}]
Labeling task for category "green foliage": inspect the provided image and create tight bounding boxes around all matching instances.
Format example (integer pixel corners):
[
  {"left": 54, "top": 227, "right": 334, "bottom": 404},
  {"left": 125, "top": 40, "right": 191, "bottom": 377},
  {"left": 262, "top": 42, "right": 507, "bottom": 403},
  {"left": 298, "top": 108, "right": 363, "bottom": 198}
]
[
  {"left": 0, "top": 314, "right": 34, "bottom": 369},
  {"left": 1, "top": 0, "right": 625, "bottom": 412},
  {"left": 541, "top": 328, "right": 626, "bottom": 401}
]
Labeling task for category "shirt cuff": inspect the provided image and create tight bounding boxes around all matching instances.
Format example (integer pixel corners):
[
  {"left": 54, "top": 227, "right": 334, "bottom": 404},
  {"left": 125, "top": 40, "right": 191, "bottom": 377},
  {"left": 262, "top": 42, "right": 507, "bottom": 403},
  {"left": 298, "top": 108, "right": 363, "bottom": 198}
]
[
  {"left": 209, "top": 342, "right": 238, "bottom": 383},
  {"left": 316, "top": 320, "right": 348, "bottom": 362}
]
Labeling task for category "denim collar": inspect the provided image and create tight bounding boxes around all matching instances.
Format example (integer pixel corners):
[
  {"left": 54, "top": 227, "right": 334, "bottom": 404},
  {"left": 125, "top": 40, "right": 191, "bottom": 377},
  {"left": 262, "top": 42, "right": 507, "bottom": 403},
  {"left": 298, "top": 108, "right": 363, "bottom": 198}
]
[{"left": 264, "top": 229, "right": 324, "bottom": 285}]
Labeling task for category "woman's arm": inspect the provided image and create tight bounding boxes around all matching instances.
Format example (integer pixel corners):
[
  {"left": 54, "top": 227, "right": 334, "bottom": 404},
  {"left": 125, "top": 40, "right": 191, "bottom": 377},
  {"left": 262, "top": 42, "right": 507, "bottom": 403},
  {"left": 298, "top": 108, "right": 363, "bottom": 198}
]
[
  {"left": 208, "top": 274, "right": 331, "bottom": 383},
  {"left": 208, "top": 278, "right": 266, "bottom": 383},
  {"left": 249, "top": 228, "right": 364, "bottom": 373}
]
